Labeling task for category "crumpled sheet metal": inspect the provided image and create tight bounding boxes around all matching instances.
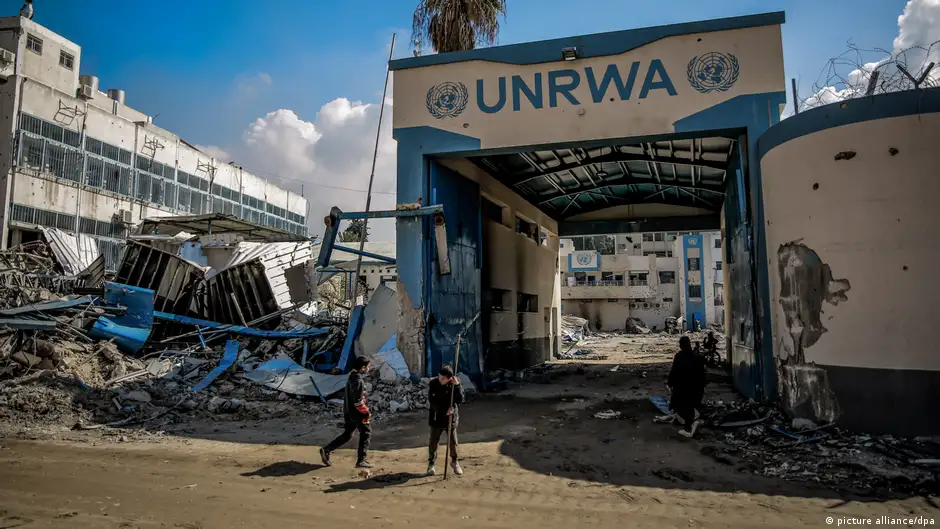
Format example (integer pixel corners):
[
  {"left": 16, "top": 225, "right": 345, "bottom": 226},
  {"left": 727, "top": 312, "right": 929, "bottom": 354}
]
[{"left": 243, "top": 353, "right": 348, "bottom": 398}]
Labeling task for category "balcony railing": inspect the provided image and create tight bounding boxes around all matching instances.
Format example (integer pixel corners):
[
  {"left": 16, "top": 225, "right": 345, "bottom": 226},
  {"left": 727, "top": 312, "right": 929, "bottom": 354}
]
[
  {"left": 628, "top": 279, "right": 649, "bottom": 286},
  {"left": 570, "top": 280, "right": 625, "bottom": 287}
]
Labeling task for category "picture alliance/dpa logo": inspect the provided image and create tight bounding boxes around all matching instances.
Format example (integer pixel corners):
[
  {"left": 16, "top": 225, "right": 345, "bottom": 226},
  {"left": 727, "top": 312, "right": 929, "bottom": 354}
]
[{"left": 424, "top": 52, "right": 739, "bottom": 119}]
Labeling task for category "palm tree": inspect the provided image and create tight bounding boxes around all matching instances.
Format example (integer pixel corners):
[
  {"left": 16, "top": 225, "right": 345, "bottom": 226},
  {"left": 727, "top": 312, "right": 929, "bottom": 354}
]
[{"left": 412, "top": 0, "right": 507, "bottom": 54}]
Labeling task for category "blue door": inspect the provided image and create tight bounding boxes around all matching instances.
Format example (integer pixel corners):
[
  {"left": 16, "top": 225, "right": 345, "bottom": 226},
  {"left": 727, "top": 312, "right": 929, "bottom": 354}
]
[{"left": 427, "top": 161, "right": 483, "bottom": 386}]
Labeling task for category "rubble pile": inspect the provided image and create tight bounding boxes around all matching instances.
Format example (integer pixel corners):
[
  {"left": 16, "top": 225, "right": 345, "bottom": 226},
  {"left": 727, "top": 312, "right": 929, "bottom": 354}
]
[{"left": 698, "top": 399, "right": 940, "bottom": 494}]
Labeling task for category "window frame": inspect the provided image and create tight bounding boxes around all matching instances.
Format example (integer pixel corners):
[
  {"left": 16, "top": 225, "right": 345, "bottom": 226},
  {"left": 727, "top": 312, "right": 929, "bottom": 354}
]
[{"left": 59, "top": 50, "right": 74, "bottom": 70}]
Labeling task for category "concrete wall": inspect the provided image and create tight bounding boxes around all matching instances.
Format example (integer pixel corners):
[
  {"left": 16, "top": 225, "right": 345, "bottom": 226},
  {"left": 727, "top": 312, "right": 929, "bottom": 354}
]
[
  {"left": 439, "top": 158, "right": 561, "bottom": 372},
  {"left": 758, "top": 89, "right": 940, "bottom": 435}
]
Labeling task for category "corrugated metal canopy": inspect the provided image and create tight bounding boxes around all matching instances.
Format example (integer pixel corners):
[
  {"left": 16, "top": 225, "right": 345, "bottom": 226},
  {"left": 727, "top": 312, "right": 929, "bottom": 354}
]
[
  {"left": 471, "top": 136, "right": 737, "bottom": 219},
  {"left": 138, "top": 213, "right": 306, "bottom": 242}
]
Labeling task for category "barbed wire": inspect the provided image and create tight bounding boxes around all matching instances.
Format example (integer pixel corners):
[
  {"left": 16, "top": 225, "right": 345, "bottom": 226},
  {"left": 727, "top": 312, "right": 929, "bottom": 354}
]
[{"left": 797, "top": 40, "right": 939, "bottom": 112}]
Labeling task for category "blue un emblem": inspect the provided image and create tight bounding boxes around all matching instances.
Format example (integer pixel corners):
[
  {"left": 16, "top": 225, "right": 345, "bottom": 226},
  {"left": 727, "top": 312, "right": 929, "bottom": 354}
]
[
  {"left": 576, "top": 253, "right": 591, "bottom": 265},
  {"left": 426, "top": 81, "right": 469, "bottom": 119},
  {"left": 686, "top": 52, "right": 740, "bottom": 94}
]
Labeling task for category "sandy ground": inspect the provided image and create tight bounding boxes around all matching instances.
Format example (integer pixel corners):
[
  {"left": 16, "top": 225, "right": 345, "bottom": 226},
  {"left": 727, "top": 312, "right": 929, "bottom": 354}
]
[{"left": 1, "top": 334, "right": 937, "bottom": 528}]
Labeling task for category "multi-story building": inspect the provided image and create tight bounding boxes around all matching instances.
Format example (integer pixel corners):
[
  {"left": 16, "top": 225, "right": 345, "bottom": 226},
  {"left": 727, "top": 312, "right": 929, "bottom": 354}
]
[
  {"left": 560, "top": 230, "right": 722, "bottom": 331},
  {"left": 0, "top": 15, "right": 308, "bottom": 270}
]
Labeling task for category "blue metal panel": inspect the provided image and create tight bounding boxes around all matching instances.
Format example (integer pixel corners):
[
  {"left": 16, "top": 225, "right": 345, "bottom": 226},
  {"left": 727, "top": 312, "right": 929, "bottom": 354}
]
[
  {"left": 338, "top": 305, "right": 365, "bottom": 372},
  {"left": 427, "top": 161, "right": 483, "bottom": 386},
  {"left": 152, "top": 311, "right": 329, "bottom": 339},
  {"left": 392, "top": 127, "right": 481, "bottom": 311},
  {"left": 390, "top": 12, "right": 785, "bottom": 70},
  {"left": 676, "top": 91, "right": 786, "bottom": 401},
  {"left": 682, "top": 235, "right": 707, "bottom": 330}
]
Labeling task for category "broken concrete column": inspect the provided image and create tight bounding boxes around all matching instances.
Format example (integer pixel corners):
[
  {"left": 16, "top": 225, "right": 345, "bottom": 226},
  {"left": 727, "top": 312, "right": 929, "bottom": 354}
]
[{"left": 398, "top": 288, "right": 426, "bottom": 377}]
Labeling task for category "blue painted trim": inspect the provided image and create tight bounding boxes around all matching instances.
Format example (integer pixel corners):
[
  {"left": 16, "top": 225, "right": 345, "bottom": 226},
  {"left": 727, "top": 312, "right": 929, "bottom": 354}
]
[
  {"left": 435, "top": 128, "right": 742, "bottom": 160},
  {"left": 758, "top": 88, "right": 940, "bottom": 160},
  {"left": 390, "top": 12, "right": 785, "bottom": 70}
]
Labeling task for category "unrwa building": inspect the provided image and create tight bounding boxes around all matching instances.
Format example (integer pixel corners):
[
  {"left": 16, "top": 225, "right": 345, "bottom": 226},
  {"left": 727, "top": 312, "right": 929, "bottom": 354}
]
[{"left": 388, "top": 11, "right": 940, "bottom": 435}]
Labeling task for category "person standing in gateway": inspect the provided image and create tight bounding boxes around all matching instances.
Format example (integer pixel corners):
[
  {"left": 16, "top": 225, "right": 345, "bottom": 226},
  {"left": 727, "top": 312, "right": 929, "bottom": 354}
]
[{"left": 320, "top": 356, "right": 373, "bottom": 468}]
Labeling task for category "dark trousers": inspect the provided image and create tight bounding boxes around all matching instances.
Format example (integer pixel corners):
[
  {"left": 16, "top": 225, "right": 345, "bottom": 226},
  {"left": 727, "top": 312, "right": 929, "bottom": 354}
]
[
  {"left": 671, "top": 391, "right": 703, "bottom": 431},
  {"left": 324, "top": 420, "right": 371, "bottom": 462},
  {"left": 428, "top": 425, "right": 458, "bottom": 464}
]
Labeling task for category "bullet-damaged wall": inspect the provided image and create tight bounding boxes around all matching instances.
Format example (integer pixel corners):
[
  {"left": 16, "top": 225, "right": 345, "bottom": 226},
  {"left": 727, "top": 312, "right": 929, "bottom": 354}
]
[{"left": 759, "top": 89, "right": 940, "bottom": 436}]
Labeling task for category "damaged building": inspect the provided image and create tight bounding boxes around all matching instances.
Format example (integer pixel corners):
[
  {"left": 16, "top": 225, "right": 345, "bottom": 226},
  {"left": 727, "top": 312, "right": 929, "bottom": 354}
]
[
  {"left": 388, "top": 11, "right": 940, "bottom": 435},
  {"left": 0, "top": 16, "right": 308, "bottom": 272},
  {"left": 559, "top": 230, "right": 723, "bottom": 331}
]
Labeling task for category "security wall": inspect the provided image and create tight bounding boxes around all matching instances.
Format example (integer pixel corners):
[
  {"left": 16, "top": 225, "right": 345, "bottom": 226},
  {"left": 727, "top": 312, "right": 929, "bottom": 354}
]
[{"left": 759, "top": 89, "right": 940, "bottom": 435}]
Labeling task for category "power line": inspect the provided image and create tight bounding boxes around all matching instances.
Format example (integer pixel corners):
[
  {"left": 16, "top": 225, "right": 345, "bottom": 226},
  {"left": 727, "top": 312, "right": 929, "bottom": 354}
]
[{"left": 226, "top": 162, "right": 397, "bottom": 197}]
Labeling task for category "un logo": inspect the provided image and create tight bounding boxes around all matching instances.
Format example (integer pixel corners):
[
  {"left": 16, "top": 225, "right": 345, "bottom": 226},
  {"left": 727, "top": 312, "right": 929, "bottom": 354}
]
[
  {"left": 576, "top": 253, "right": 591, "bottom": 265},
  {"left": 687, "top": 52, "right": 740, "bottom": 94},
  {"left": 426, "top": 81, "right": 469, "bottom": 119}
]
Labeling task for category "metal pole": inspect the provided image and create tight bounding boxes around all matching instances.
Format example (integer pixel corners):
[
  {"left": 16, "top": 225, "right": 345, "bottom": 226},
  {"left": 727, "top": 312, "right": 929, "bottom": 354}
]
[
  {"left": 443, "top": 336, "right": 461, "bottom": 480},
  {"left": 791, "top": 78, "right": 799, "bottom": 115},
  {"left": 350, "top": 32, "right": 395, "bottom": 306}
]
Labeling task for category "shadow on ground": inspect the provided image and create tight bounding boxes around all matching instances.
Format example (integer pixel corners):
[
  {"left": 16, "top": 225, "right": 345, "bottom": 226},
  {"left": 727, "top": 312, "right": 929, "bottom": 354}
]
[
  {"left": 241, "top": 460, "right": 324, "bottom": 477},
  {"left": 147, "top": 362, "right": 935, "bottom": 503}
]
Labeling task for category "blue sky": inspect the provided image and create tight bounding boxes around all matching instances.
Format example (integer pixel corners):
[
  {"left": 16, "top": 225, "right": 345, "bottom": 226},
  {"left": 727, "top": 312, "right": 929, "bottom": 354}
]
[{"left": 21, "top": 0, "right": 908, "bottom": 149}]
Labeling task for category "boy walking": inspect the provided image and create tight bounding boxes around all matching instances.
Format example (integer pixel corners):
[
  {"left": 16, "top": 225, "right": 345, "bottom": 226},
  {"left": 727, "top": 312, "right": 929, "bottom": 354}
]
[
  {"left": 427, "top": 365, "right": 464, "bottom": 476},
  {"left": 320, "top": 356, "right": 373, "bottom": 468}
]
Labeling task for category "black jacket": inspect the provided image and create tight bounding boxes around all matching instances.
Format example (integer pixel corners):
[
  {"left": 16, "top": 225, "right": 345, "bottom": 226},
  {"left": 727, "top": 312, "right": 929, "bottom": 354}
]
[
  {"left": 343, "top": 371, "right": 370, "bottom": 423},
  {"left": 667, "top": 349, "right": 707, "bottom": 399},
  {"left": 428, "top": 378, "right": 464, "bottom": 429}
]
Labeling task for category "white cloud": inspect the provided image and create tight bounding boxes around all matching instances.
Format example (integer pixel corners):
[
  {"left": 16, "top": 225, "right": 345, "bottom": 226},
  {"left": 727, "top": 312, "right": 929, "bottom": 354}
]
[
  {"left": 202, "top": 75, "right": 397, "bottom": 241},
  {"left": 193, "top": 144, "right": 232, "bottom": 162},
  {"left": 787, "top": 0, "right": 940, "bottom": 117}
]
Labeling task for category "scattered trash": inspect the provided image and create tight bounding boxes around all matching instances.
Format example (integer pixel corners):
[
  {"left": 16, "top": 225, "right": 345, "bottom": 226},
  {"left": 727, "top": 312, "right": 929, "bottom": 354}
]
[{"left": 594, "top": 410, "right": 621, "bottom": 420}]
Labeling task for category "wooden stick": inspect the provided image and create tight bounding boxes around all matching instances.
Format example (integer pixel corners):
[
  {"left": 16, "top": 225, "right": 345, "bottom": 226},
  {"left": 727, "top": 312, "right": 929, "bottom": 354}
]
[{"left": 443, "top": 336, "right": 461, "bottom": 480}]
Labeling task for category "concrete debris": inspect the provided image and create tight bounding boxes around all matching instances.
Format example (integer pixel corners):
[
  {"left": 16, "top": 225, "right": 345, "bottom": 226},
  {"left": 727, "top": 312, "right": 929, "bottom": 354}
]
[
  {"left": 624, "top": 317, "right": 650, "bottom": 334},
  {"left": 594, "top": 410, "right": 622, "bottom": 419},
  {"left": 561, "top": 315, "right": 588, "bottom": 343},
  {"left": 698, "top": 399, "right": 940, "bottom": 494}
]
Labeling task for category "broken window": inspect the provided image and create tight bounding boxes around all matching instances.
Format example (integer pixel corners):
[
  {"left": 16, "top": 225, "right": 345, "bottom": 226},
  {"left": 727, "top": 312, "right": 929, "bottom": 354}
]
[
  {"left": 628, "top": 272, "right": 648, "bottom": 286},
  {"left": 716, "top": 261, "right": 722, "bottom": 271},
  {"left": 663, "top": 297, "right": 674, "bottom": 302},
  {"left": 688, "top": 284, "right": 702, "bottom": 298},
  {"left": 515, "top": 216, "right": 537, "bottom": 242},
  {"left": 485, "top": 288, "right": 510, "bottom": 312},
  {"left": 659, "top": 271, "right": 676, "bottom": 284},
  {"left": 714, "top": 238, "right": 722, "bottom": 249},
  {"left": 687, "top": 257, "right": 700, "bottom": 271},
  {"left": 517, "top": 292, "right": 539, "bottom": 313},
  {"left": 482, "top": 196, "right": 504, "bottom": 224},
  {"left": 654, "top": 233, "right": 664, "bottom": 242},
  {"left": 642, "top": 233, "right": 653, "bottom": 242}
]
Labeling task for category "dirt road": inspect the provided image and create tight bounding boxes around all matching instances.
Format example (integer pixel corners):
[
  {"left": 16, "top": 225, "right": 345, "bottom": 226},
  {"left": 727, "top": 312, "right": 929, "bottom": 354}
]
[{"left": 1, "top": 335, "right": 936, "bottom": 528}]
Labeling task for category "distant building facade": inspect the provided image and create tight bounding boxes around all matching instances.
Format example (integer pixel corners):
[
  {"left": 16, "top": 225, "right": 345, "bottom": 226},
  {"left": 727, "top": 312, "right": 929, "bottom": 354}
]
[
  {"left": 560, "top": 230, "right": 723, "bottom": 331},
  {"left": 0, "top": 16, "right": 308, "bottom": 270}
]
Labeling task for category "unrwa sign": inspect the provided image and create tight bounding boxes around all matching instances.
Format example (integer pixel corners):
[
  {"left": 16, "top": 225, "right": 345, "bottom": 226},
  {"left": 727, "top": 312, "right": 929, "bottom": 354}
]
[{"left": 425, "top": 52, "right": 740, "bottom": 119}]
